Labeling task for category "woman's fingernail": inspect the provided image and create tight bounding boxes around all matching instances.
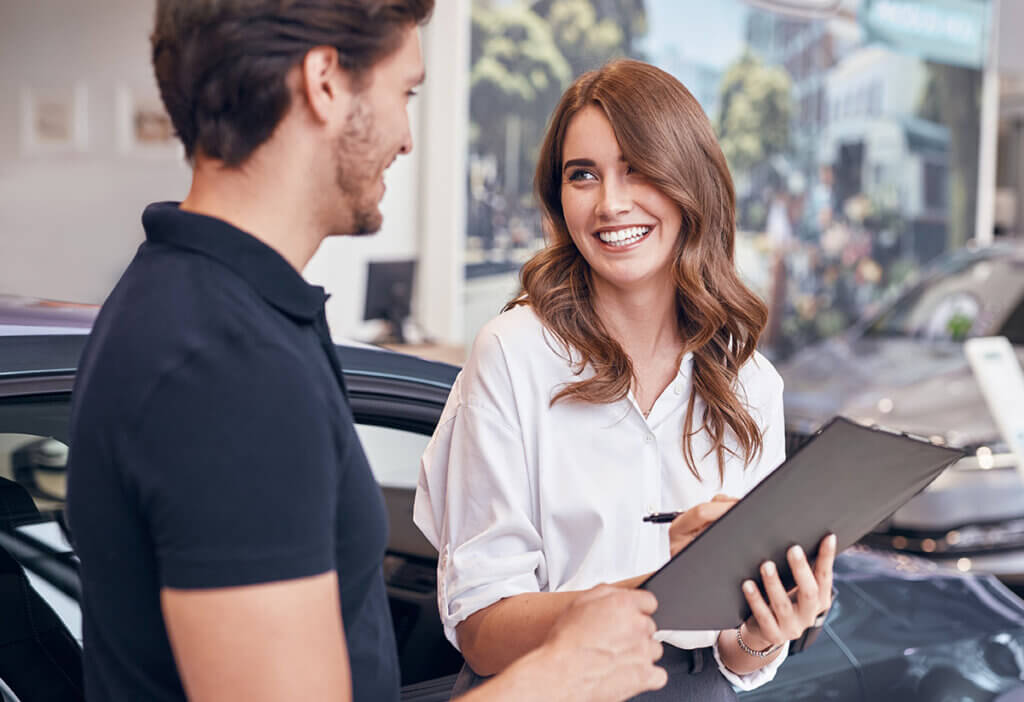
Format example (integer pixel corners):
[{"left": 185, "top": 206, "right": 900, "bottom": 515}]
[
  {"left": 828, "top": 534, "right": 838, "bottom": 549},
  {"left": 790, "top": 545, "right": 805, "bottom": 560},
  {"left": 762, "top": 561, "right": 776, "bottom": 576},
  {"left": 743, "top": 580, "right": 756, "bottom": 594}
]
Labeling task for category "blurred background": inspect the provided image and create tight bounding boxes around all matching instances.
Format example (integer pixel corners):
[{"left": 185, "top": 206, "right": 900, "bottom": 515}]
[
  {"left": 2, "top": 0, "right": 1020, "bottom": 355},
  {"left": 4, "top": 0, "right": 1024, "bottom": 577}
]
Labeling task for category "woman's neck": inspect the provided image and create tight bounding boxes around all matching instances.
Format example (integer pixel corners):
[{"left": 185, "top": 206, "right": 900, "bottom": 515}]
[{"left": 590, "top": 276, "right": 681, "bottom": 362}]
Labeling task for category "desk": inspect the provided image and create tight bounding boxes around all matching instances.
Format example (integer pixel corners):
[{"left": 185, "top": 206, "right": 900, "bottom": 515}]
[{"left": 379, "top": 343, "right": 467, "bottom": 367}]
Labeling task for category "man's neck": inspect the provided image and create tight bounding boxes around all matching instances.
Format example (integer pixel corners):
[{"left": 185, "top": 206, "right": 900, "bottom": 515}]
[{"left": 180, "top": 149, "right": 326, "bottom": 273}]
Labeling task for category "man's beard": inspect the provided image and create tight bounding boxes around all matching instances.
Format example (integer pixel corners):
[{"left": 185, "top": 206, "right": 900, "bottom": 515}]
[{"left": 334, "top": 97, "right": 385, "bottom": 236}]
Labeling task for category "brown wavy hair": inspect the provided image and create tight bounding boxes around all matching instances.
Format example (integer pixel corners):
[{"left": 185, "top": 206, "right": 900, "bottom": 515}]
[{"left": 506, "top": 59, "right": 768, "bottom": 481}]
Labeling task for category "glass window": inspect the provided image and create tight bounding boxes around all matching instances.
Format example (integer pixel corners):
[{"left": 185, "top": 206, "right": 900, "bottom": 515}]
[
  {"left": 0, "top": 433, "right": 67, "bottom": 512},
  {"left": 355, "top": 423, "right": 431, "bottom": 489},
  {"left": 464, "top": 0, "right": 988, "bottom": 360}
]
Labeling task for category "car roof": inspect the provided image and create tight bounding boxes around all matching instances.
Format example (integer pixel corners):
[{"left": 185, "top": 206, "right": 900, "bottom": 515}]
[
  {"left": 0, "top": 297, "right": 461, "bottom": 386},
  {"left": 0, "top": 296, "right": 99, "bottom": 335}
]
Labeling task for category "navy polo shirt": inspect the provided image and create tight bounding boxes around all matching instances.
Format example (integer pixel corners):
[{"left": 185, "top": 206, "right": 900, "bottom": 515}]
[{"left": 66, "top": 202, "right": 398, "bottom": 701}]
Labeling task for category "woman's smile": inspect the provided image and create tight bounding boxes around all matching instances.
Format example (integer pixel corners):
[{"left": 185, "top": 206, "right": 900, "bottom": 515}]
[{"left": 594, "top": 224, "right": 655, "bottom": 250}]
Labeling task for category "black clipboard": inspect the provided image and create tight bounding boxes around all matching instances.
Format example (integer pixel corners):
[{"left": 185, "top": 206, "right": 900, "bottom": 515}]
[{"left": 639, "top": 416, "right": 965, "bottom": 631}]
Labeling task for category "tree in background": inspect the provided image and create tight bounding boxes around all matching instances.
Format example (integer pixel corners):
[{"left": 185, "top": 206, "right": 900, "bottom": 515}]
[
  {"left": 534, "top": 0, "right": 647, "bottom": 74},
  {"left": 467, "top": 0, "right": 647, "bottom": 255},
  {"left": 716, "top": 51, "right": 792, "bottom": 177},
  {"left": 470, "top": 3, "right": 571, "bottom": 199}
]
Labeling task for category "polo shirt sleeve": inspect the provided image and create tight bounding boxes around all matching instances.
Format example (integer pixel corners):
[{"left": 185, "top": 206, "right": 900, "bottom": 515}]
[{"left": 126, "top": 339, "right": 338, "bottom": 589}]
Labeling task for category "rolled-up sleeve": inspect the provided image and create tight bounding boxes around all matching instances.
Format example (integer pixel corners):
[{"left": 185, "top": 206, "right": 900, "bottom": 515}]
[
  {"left": 413, "top": 331, "right": 545, "bottom": 649},
  {"left": 713, "top": 639, "right": 790, "bottom": 691}
]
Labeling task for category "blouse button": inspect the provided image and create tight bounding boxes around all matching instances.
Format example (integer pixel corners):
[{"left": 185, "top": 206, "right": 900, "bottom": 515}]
[
  {"left": 673, "top": 382, "right": 682, "bottom": 395},
  {"left": 645, "top": 434, "right": 654, "bottom": 443}
]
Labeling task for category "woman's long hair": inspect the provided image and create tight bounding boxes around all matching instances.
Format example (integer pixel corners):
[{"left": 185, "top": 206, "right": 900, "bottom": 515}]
[{"left": 506, "top": 59, "right": 768, "bottom": 481}]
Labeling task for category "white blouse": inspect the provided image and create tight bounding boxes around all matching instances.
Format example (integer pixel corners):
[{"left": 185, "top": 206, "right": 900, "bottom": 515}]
[{"left": 414, "top": 305, "right": 789, "bottom": 690}]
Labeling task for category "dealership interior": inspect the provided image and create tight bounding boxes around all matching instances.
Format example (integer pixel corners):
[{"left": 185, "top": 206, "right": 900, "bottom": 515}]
[{"left": 4, "top": 0, "right": 1024, "bottom": 700}]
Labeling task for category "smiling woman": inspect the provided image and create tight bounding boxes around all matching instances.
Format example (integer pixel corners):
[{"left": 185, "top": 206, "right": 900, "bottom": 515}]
[{"left": 415, "top": 59, "right": 837, "bottom": 702}]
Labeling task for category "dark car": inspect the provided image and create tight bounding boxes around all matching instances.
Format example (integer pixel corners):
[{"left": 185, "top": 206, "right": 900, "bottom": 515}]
[
  {"left": 2, "top": 297, "right": 1024, "bottom": 701},
  {"left": 776, "top": 243, "right": 1024, "bottom": 587}
]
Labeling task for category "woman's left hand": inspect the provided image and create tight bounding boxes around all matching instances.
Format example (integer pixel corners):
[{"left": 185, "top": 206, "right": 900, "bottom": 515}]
[{"left": 739, "top": 533, "right": 837, "bottom": 652}]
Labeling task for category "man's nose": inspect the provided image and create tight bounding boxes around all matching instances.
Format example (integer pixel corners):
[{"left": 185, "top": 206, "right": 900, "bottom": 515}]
[{"left": 398, "top": 124, "right": 413, "bottom": 155}]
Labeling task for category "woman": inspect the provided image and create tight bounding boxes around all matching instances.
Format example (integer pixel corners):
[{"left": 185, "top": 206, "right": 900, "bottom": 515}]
[{"left": 414, "top": 59, "right": 834, "bottom": 700}]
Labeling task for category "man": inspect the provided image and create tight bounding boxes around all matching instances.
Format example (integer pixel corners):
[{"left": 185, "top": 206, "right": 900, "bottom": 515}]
[{"left": 65, "top": 2, "right": 667, "bottom": 701}]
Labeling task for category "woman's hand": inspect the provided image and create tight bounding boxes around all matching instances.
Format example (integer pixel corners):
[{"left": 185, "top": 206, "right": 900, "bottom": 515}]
[
  {"left": 739, "top": 533, "right": 837, "bottom": 653},
  {"left": 668, "top": 494, "right": 737, "bottom": 557}
]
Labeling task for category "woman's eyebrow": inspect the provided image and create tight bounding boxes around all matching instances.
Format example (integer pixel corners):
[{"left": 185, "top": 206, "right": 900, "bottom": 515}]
[
  {"left": 562, "top": 155, "right": 628, "bottom": 174},
  {"left": 562, "top": 158, "right": 595, "bottom": 173}
]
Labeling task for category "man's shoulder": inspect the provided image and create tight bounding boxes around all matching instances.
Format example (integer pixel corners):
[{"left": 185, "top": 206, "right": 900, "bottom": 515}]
[{"left": 77, "top": 251, "right": 311, "bottom": 421}]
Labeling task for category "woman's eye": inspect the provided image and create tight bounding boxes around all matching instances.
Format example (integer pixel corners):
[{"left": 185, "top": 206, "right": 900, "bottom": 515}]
[{"left": 567, "top": 170, "right": 596, "bottom": 182}]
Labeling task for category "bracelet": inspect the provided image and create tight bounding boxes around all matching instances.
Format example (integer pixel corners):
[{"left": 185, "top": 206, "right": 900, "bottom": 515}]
[{"left": 736, "top": 627, "right": 784, "bottom": 658}]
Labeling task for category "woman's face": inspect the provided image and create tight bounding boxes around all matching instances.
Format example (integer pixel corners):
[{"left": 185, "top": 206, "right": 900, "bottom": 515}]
[{"left": 559, "top": 105, "right": 683, "bottom": 293}]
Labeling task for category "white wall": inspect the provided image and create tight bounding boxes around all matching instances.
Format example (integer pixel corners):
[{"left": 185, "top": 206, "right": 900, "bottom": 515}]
[
  {"left": 0, "top": 0, "right": 471, "bottom": 345},
  {"left": 0, "top": 0, "right": 191, "bottom": 303}
]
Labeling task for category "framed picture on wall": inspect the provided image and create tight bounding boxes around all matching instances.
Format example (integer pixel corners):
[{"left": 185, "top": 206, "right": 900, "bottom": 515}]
[
  {"left": 19, "top": 84, "right": 89, "bottom": 154},
  {"left": 115, "top": 84, "right": 183, "bottom": 159}
]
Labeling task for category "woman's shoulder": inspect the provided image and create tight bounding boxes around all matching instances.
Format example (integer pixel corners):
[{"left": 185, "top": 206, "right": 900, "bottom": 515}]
[
  {"left": 737, "top": 350, "right": 784, "bottom": 401},
  {"left": 465, "top": 304, "right": 573, "bottom": 382},
  {"left": 470, "top": 304, "right": 561, "bottom": 360}
]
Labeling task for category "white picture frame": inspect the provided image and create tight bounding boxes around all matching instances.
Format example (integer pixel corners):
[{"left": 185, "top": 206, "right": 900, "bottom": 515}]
[{"left": 20, "top": 84, "right": 89, "bottom": 154}]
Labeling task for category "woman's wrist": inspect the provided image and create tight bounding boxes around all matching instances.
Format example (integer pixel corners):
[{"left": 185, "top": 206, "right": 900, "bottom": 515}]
[{"left": 737, "top": 622, "right": 774, "bottom": 653}]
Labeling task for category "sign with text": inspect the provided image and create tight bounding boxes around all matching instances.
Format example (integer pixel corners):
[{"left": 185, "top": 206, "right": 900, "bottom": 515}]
[{"left": 861, "top": 0, "right": 992, "bottom": 69}]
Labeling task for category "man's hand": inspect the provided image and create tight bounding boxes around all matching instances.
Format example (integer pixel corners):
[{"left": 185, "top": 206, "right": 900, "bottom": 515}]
[
  {"left": 669, "top": 494, "right": 737, "bottom": 556},
  {"left": 538, "top": 585, "right": 667, "bottom": 702}
]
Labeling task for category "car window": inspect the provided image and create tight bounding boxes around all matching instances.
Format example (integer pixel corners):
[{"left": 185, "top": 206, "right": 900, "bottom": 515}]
[
  {"left": 0, "top": 432, "right": 81, "bottom": 642},
  {"left": 0, "top": 433, "right": 66, "bottom": 512},
  {"left": 355, "top": 423, "right": 431, "bottom": 489}
]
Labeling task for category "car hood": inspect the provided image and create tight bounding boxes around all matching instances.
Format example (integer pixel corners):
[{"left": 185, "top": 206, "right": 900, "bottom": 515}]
[{"left": 778, "top": 335, "right": 1015, "bottom": 446}]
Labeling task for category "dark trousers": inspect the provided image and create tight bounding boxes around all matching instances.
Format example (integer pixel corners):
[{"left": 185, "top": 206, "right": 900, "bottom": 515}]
[{"left": 450, "top": 646, "right": 738, "bottom": 701}]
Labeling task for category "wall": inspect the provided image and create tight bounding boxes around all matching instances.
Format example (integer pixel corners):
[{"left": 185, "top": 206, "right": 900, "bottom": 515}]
[
  {"left": 0, "top": 0, "right": 469, "bottom": 344},
  {"left": 0, "top": 0, "right": 190, "bottom": 303}
]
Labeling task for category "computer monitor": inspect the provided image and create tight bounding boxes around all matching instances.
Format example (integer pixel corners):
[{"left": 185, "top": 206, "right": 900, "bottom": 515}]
[{"left": 363, "top": 259, "right": 416, "bottom": 344}]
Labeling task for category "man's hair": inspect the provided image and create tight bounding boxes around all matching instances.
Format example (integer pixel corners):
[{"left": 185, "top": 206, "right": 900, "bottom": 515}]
[{"left": 151, "top": 0, "right": 433, "bottom": 166}]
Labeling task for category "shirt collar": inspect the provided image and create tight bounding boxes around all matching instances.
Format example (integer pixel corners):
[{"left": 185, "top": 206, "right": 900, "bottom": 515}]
[{"left": 142, "top": 202, "right": 327, "bottom": 322}]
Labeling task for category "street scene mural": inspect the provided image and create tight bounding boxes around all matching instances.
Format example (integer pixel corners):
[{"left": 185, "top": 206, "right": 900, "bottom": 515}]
[{"left": 466, "top": 0, "right": 990, "bottom": 359}]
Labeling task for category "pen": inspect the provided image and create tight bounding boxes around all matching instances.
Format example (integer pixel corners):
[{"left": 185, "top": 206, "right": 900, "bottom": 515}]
[{"left": 642, "top": 511, "right": 681, "bottom": 523}]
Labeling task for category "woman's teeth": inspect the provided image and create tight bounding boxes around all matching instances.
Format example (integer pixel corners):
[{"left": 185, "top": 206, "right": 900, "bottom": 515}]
[{"left": 597, "top": 226, "right": 651, "bottom": 247}]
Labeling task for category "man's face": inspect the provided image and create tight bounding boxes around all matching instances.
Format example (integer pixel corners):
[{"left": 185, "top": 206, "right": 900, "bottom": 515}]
[{"left": 331, "top": 26, "right": 424, "bottom": 237}]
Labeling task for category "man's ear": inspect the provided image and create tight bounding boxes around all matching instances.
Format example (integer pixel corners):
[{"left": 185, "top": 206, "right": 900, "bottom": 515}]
[{"left": 300, "top": 46, "right": 353, "bottom": 125}]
